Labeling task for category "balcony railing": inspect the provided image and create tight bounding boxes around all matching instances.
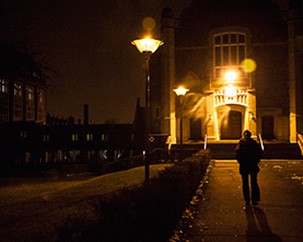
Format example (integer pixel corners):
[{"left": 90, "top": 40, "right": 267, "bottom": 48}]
[{"left": 214, "top": 88, "right": 248, "bottom": 107}]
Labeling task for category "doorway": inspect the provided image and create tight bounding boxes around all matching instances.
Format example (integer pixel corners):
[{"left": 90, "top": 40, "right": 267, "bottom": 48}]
[
  {"left": 220, "top": 110, "right": 242, "bottom": 139},
  {"left": 262, "top": 115, "right": 275, "bottom": 139},
  {"left": 190, "top": 118, "right": 202, "bottom": 140}
]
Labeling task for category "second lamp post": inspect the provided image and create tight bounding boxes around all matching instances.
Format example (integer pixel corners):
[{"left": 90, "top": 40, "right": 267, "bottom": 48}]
[{"left": 174, "top": 86, "right": 189, "bottom": 161}]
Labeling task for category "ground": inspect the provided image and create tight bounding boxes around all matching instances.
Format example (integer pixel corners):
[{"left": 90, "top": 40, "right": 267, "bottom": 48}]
[{"left": 0, "top": 164, "right": 171, "bottom": 241}]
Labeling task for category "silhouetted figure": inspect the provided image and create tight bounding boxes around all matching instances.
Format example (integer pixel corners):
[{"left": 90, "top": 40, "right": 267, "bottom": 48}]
[{"left": 235, "top": 130, "right": 262, "bottom": 206}]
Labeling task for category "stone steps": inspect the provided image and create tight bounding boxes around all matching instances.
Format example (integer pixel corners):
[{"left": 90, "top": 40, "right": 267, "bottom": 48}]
[{"left": 171, "top": 142, "right": 302, "bottom": 160}]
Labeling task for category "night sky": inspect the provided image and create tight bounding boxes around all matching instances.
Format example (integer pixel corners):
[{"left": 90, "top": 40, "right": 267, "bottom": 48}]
[{"left": 0, "top": 0, "right": 288, "bottom": 124}]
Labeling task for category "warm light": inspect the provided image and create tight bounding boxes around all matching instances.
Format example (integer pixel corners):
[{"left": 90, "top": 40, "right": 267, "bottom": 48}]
[
  {"left": 224, "top": 70, "right": 237, "bottom": 82},
  {"left": 224, "top": 85, "right": 237, "bottom": 97},
  {"left": 174, "top": 86, "right": 189, "bottom": 96},
  {"left": 131, "top": 37, "right": 163, "bottom": 54}
]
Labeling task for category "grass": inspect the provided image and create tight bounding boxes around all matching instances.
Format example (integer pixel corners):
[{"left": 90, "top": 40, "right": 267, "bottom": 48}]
[
  {"left": 56, "top": 151, "right": 211, "bottom": 241},
  {"left": 0, "top": 164, "right": 172, "bottom": 241}
]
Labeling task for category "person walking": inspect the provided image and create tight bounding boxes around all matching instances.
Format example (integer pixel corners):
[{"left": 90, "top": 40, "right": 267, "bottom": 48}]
[{"left": 235, "top": 130, "right": 262, "bottom": 206}]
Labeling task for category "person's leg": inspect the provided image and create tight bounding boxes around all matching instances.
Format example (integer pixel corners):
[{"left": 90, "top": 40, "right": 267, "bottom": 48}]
[
  {"left": 251, "top": 173, "right": 260, "bottom": 204},
  {"left": 241, "top": 174, "right": 250, "bottom": 204}
]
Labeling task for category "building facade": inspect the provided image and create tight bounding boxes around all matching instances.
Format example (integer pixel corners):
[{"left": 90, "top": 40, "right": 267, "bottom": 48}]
[
  {"left": 0, "top": 43, "right": 46, "bottom": 124},
  {"left": 154, "top": 0, "right": 303, "bottom": 143}
]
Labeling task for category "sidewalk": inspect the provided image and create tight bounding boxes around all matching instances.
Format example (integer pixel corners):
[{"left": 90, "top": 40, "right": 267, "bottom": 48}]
[{"left": 184, "top": 160, "right": 303, "bottom": 242}]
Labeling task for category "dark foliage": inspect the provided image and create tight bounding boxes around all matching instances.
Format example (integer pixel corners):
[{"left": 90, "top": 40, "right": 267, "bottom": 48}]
[{"left": 57, "top": 150, "right": 210, "bottom": 242}]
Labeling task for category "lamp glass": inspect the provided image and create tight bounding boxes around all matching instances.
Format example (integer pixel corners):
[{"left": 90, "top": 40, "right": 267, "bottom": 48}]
[
  {"left": 132, "top": 37, "right": 163, "bottom": 53},
  {"left": 174, "top": 86, "right": 189, "bottom": 96}
]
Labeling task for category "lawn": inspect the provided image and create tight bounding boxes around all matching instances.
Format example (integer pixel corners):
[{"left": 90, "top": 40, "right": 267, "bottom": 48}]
[{"left": 0, "top": 164, "right": 171, "bottom": 241}]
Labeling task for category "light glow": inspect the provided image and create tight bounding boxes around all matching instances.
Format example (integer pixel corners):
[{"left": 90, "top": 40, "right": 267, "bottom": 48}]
[
  {"left": 131, "top": 37, "right": 163, "bottom": 53},
  {"left": 173, "top": 86, "right": 189, "bottom": 96},
  {"left": 224, "top": 85, "right": 237, "bottom": 97},
  {"left": 224, "top": 70, "right": 238, "bottom": 82}
]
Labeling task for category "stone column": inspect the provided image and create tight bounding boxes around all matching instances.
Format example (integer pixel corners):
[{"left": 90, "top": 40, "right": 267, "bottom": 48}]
[
  {"left": 287, "top": 2, "right": 303, "bottom": 142},
  {"left": 161, "top": 8, "right": 176, "bottom": 142}
]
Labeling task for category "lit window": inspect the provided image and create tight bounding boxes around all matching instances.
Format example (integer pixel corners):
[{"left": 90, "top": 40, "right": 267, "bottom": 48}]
[
  {"left": 101, "top": 133, "right": 108, "bottom": 142},
  {"left": 20, "top": 131, "right": 27, "bottom": 138},
  {"left": 213, "top": 32, "right": 246, "bottom": 79},
  {"left": 72, "top": 134, "right": 78, "bottom": 141},
  {"left": 27, "top": 87, "right": 34, "bottom": 100},
  {"left": 86, "top": 134, "right": 93, "bottom": 141},
  {"left": 14, "top": 82, "right": 22, "bottom": 96},
  {"left": 38, "top": 90, "right": 45, "bottom": 103},
  {"left": 0, "top": 79, "right": 8, "bottom": 93}
]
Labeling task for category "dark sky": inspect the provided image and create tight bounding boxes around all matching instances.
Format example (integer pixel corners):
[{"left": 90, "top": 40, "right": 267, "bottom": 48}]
[{"left": 1, "top": 0, "right": 288, "bottom": 124}]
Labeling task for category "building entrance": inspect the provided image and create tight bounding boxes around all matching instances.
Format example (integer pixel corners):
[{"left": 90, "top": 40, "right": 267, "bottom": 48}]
[
  {"left": 190, "top": 118, "right": 202, "bottom": 140},
  {"left": 220, "top": 110, "right": 242, "bottom": 139},
  {"left": 262, "top": 115, "right": 275, "bottom": 139}
]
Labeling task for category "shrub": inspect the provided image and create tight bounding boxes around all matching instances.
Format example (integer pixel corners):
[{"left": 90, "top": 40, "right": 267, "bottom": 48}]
[{"left": 57, "top": 150, "right": 210, "bottom": 242}]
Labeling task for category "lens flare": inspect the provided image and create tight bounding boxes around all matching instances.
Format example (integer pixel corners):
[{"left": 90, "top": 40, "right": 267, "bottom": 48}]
[
  {"left": 241, "top": 58, "right": 257, "bottom": 73},
  {"left": 142, "top": 17, "right": 156, "bottom": 32}
]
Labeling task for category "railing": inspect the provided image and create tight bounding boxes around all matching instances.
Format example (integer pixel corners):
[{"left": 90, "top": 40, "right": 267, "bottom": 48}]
[
  {"left": 214, "top": 88, "right": 248, "bottom": 107},
  {"left": 258, "top": 133, "right": 264, "bottom": 151},
  {"left": 204, "top": 134, "right": 208, "bottom": 150},
  {"left": 298, "top": 133, "right": 303, "bottom": 156}
]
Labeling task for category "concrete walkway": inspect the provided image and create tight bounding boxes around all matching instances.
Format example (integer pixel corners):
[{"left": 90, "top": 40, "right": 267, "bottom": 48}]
[{"left": 184, "top": 160, "right": 303, "bottom": 242}]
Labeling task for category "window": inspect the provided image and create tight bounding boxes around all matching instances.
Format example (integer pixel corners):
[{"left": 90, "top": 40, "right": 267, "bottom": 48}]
[
  {"left": 0, "top": 79, "right": 9, "bottom": 122},
  {"left": 20, "top": 131, "right": 27, "bottom": 138},
  {"left": 14, "top": 82, "right": 22, "bottom": 97},
  {"left": 72, "top": 134, "right": 78, "bottom": 141},
  {"left": 27, "top": 87, "right": 34, "bottom": 100},
  {"left": 101, "top": 133, "right": 108, "bottom": 142},
  {"left": 213, "top": 32, "right": 247, "bottom": 79},
  {"left": 86, "top": 134, "right": 93, "bottom": 141},
  {"left": 38, "top": 89, "right": 45, "bottom": 104},
  {"left": 0, "top": 79, "right": 8, "bottom": 93},
  {"left": 13, "top": 82, "right": 23, "bottom": 121},
  {"left": 26, "top": 86, "right": 35, "bottom": 120},
  {"left": 43, "top": 134, "right": 50, "bottom": 142},
  {"left": 37, "top": 89, "right": 46, "bottom": 122}
]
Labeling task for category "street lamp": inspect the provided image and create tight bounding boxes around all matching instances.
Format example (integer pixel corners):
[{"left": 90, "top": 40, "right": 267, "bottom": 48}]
[
  {"left": 174, "top": 86, "right": 189, "bottom": 161},
  {"left": 132, "top": 36, "right": 163, "bottom": 185}
]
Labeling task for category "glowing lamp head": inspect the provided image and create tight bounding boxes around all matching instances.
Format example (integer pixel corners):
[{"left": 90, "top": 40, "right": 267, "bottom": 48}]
[
  {"left": 224, "top": 70, "right": 238, "bottom": 82},
  {"left": 174, "top": 86, "right": 189, "bottom": 96},
  {"left": 131, "top": 37, "right": 163, "bottom": 53}
]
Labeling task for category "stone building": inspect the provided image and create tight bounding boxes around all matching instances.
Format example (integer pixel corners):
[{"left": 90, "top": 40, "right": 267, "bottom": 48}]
[
  {"left": 0, "top": 43, "right": 46, "bottom": 124},
  {"left": 152, "top": 0, "right": 303, "bottom": 143}
]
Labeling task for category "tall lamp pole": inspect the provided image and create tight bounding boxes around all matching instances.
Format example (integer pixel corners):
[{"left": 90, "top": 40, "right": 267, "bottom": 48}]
[
  {"left": 174, "top": 86, "right": 189, "bottom": 161},
  {"left": 131, "top": 37, "right": 163, "bottom": 185}
]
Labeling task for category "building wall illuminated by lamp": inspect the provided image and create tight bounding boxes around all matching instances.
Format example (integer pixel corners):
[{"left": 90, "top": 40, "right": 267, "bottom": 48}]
[{"left": 155, "top": 0, "right": 302, "bottom": 142}]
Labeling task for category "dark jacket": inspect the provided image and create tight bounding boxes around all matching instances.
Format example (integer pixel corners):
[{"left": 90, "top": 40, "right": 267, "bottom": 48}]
[{"left": 235, "top": 138, "right": 261, "bottom": 174}]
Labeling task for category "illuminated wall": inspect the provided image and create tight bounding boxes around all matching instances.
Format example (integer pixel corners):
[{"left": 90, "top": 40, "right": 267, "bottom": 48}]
[{"left": 160, "top": 0, "right": 302, "bottom": 141}]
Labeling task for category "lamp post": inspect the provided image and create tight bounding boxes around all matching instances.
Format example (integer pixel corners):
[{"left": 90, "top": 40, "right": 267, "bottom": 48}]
[
  {"left": 132, "top": 37, "right": 163, "bottom": 185},
  {"left": 174, "top": 86, "right": 189, "bottom": 161}
]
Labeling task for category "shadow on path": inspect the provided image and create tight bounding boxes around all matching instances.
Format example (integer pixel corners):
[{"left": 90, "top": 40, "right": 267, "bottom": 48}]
[{"left": 245, "top": 206, "right": 282, "bottom": 242}]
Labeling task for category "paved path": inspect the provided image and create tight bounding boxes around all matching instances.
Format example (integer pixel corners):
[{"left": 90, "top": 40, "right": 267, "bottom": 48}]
[{"left": 185, "top": 160, "right": 303, "bottom": 242}]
